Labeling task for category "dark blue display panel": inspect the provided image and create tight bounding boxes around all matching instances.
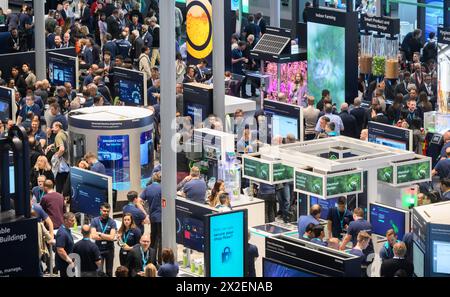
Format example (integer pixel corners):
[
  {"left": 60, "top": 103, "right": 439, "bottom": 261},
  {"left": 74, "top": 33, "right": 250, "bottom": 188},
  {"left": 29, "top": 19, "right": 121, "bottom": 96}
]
[
  {"left": 264, "top": 100, "right": 302, "bottom": 142},
  {"left": 368, "top": 121, "right": 411, "bottom": 151},
  {"left": 0, "top": 87, "right": 13, "bottom": 122},
  {"left": 70, "top": 167, "right": 109, "bottom": 217},
  {"left": 185, "top": 102, "right": 207, "bottom": 125},
  {"left": 47, "top": 53, "right": 78, "bottom": 88},
  {"left": 175, "top": 199, "right": 217, "bottom": 252},
  {"left": 97, "top": 135, "right": 131, "bottom": 191},
  {"left": 113, "top": 68, "right": 146, "bottom": 106},
  {"left": 140, "top": 130, "right": 154, "bottom": 188},
  {"left": 263, "top": 258, "right": 318, "bottom": 277},
  {"left": 369, "top": 203, "right": 407, "bottom": 239},
  {"left": 310, "top": 196, "right": 339, "bottom": 220}
]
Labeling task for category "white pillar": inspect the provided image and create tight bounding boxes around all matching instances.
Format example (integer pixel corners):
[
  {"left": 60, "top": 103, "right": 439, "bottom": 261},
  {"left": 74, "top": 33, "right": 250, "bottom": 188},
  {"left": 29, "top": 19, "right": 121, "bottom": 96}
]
[
  {"left": 213, "top": 0, "right": 226, "bottom": 124},
  {"left": 34, "top": 0, "right": 46, "bottom": 81},
  {"left": 270, "top": 0, "right": 281, "bottom": 28}
]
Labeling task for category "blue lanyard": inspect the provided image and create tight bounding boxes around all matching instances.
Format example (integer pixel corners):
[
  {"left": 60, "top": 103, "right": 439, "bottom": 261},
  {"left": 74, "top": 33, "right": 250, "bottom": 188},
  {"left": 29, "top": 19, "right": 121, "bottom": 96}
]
[
  {"left": 98, "top": 219, "right": 109, "bottom": 234},
  {"left": 140, "top": 247, "right": 148, "bottom": 271},
  {"left": 122, "top": 230, "right": 131, "bottom": 244},
  {"left": 82, "top": 238, "right": 90, "bottom": 241},
  {"left": 337, "top": 209, "right": 347, "bottom": 230}
]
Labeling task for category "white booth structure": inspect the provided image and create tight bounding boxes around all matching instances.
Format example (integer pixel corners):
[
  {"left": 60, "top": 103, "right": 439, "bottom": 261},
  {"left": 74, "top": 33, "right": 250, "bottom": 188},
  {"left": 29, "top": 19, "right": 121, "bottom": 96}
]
[{"left": 68, "top": 106, "right": 155, "bottom": 202}]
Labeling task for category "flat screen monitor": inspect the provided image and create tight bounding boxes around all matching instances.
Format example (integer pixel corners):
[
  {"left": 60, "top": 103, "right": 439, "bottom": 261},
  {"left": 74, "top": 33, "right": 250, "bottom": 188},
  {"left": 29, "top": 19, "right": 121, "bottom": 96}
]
[
  {"left": 263, "top": 100, "right": 303, "bottom": 142},
  {"left": 263, "top": 258, "right": 318, "bottom": 277},
  {"left": 309, "top": 196, "right": 339, "bottom": 220},
  {"left": 369, "top": 202, "right": 409, "bottom": 239},
  {"left": 47, "top": 53, "right": 79, "bottom": 89},
  {"left": 175, "top": 199, "right": 217, "bottom": 252},
  {"left": 0, "top": 87, "right": 15, "bottom": 122},
  {"left": 185, "top": 102, "right": 207, "bottom": 124},
  {"left": 368, "top": 121, "right": 412, "bottom": 151},
  {"left": 113, "top": 67, "right": 147, "bottom": 106},
  {"left": 432, "top": 240, "right": 450, "bottom": 275},
  {"left": 413, "top": 241, "right": 425, "bottom": 277}
]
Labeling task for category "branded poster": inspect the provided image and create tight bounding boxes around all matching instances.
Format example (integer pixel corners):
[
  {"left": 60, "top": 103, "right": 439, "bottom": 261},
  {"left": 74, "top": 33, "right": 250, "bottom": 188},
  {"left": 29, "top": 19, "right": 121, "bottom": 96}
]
[
  {"left": 0, "top": 218, "right": 39, "bottom": 277},
  {"left": 186, "top": 0, "right": 213, "bottom": 65},
  {"left": 208, "top": 211, "right": 246, "bottom": 277},
  {"left": 272, "top": 163, "right": 294, "bottom": 182},
  {"left": 396, "top": 160, "right": 431, "bottom": 185},
  {"left": 243, "top": 157, "right": 270, "bottom": 182},
  {"left": 326, "top": 172, "right": 362, "bottom": 197},
  {"left": 377, "top": 166, "right": 394, "bottom": 183},
  {"left": 294, "top": 170, "right": 324, "bottom": 196}
]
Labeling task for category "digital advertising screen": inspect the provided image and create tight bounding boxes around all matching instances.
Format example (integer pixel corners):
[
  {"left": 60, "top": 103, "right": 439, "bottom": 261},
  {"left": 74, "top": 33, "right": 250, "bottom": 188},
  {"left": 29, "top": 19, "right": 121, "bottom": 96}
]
[
  {"left": 264, "top": 100, "right": 302, "bottom": 142},
  {"left": 140, "top": 130, "right": 154, "bottom": 188},
  {"left": 326, "top": 171, "right": 363, "bottom": 197},
  {"left": 271, "top": 114, "right": 299, "bottom": 139},
  {"left": 396, "top": 159, "right": 431, "bottom": 185},
  {"left": 309, "top": 196, "right": 339, "bottom": 220},
  {"left": 47, "top": 53, "right": 78, "bottom": 89},
  {"left": 368, "top": 121, "right": 412, "bottom": 151},
  {"left": 377, "top": 166, "right": 394, "bottom": 183},
  {"left": 369, "top": 203, "right": 408, "bottom": 239},
  {"left": 263, "top": 258, "right": 318, "bottom": 277},
  {"left": 432, "top": 240, "right": 450, "bottom": 275},
  {"left": 9, "top": 166, "right": 14, "bottom": 194},
  {"left": 272, "top": 163, "right": 294, "bottom": 183},
  {"left": 307, "top": 22, "right": 345, "bottom": 112},
  {"left": 97, "top": 135, "right": 131, "bottom": 191},
  {"left": 185, "top": 102, "right": 207, "bottom": 124},
  {"left": 242, "top": 157, "right": 270, "bottom": 182},
  {"left": 113, "top": 67, "right": 147, "bottom": 106},
  {"left": 70, "top": 167, "right": 111, "bottom": 217},
  {"left": 206, "top": 210, "right": 247, "bottom": 277},
  {"left": 0, "top": 87, "right": 15, "bottom": 122},
  {"left": 413, "top": 241, "right": 425, "bottom": 277},
  {"left": 295, "top": 170, "right": 324, "bottom": 197},
  {"left": 175, "top": 198, "right": 217, "bottom": 252}
]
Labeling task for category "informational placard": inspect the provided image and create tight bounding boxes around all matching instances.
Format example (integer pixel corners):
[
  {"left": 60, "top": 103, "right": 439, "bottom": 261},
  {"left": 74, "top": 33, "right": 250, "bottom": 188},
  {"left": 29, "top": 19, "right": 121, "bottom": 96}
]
[
  {"left": 294, "top": 169, "right": 325, "bottom": 197},
  {"left": 377, "top": 166, "right": 394, "bottom": 183},
  {"left": 0, "top": 218, "right": 40, "bottom": 277},
  {"left": 205, "top": 210, "right": 247, "bottom": 277},
  {"left": 326, "top": 171, "right": 363, "bottom": 197},
  {"left": 242, "top": 156, "right": 271, "bottom": 183},
  {"left": 438, "top": 27, "right": 450, "bottom": 45},
  {"left": 395, "top": 159, "right": 431, "bottom": 186},
  {"left": 272, "top": 163, "right": 294, "bottom": 183},
  {"left": 360, "top": 14, "right": 400, "bottom": 35}
]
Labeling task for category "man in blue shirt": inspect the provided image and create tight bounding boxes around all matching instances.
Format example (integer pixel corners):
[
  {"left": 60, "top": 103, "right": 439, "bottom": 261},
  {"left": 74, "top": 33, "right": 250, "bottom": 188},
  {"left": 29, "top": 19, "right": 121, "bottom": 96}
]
[
  {"left": 55, "top": 212, "right": 76, "bottom": 277},
  {"left": 17, "top": 95, "right": 41, "bottom": 125},
  {"left": 315, "top": 103, "right": 344, "bottom": 135},
  {"left": 440, "top": 178, "right": 450, "bottom": 201},
  {"left": 340, "top": 208, "right": 374, "bottom": 256},
  {"left": 247, "top": 231, "right": 259, "bottom": 277},
  {"left": 379, "top": 229, "right": 400, "bottom": 261},
  {"left": 123, "top": 191, "right": 149, "bottom": 234},
  {"left": 84, "top": 152, "right": 106, "bottom": 175},
  {"left": 178, "top": 166, "right": 207, "bottom": 204},
  {"left": 432, "top": 147, "right": 450, "bottom": 178},
  {"left": 116, "top": 33, "right": 132, "bottom": 59},
  {"left": 327, "top": 196, "right": 353, "bottom": 240},
  {"left": 298, "top": 204, "right": 321, "bottom": 237},
  {"left": 90, "top": 202, "right": 117, "bottom": 277},
  {"left": 439, "top": 131, "right": 450, "bottom": 159},
  {"left": 73, "top": 225, "right": 102, "bottom": 277}
]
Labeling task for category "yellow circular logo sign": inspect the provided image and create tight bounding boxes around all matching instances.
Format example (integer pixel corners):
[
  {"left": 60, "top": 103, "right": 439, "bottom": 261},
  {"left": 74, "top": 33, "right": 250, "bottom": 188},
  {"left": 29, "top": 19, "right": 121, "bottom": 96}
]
[{"left": 186, "top": 0, "right": 213, "bottom": 59}]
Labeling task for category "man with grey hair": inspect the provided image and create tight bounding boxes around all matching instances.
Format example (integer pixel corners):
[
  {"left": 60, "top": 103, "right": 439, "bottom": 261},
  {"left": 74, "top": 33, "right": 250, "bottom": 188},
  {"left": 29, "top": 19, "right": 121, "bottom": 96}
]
[
  {"left": 350, "top": 97, "right": 365, "bottom": 138},
  {"left": 149, "top": 16, "right": 160, "bottom": 67},
  {"left": 380, "top": 241, "right": 414, "bottom": 277},
  {"left": 339, "top": 103, "right": 358, "bottom": 138},
  {"left": 304, "top": 96, "right": 320, "bottom": 140},
  {"left": 315, "top": 103, "right": 344, "bottom": 135},
  {"left": 141, "top": 24, "right": 153, "bottom": 48}
]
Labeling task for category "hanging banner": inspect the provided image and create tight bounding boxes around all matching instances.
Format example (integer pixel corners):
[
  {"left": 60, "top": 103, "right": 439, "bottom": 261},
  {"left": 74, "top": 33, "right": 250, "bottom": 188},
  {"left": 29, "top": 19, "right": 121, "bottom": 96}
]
[{"left": 186, "top": 0, "right": 213, "bottom": 65}]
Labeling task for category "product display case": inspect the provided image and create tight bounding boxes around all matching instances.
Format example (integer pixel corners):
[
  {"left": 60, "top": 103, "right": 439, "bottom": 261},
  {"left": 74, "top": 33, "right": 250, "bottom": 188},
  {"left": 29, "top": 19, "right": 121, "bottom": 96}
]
[
  {"left": 360, "top": 32, "right": 373, "bottom": 75},
  {"left": 385, "top": 37, "right": 399, "bottom": 79},
  {"left": 372, "top": 34, "right": 386, "bottom": 77}
]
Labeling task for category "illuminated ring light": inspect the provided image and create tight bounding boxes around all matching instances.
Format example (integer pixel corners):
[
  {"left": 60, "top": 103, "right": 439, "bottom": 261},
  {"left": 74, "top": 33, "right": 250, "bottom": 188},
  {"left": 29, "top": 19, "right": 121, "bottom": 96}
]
[{"left": 186, "top": 0, "right": 213, "bottom": 59}]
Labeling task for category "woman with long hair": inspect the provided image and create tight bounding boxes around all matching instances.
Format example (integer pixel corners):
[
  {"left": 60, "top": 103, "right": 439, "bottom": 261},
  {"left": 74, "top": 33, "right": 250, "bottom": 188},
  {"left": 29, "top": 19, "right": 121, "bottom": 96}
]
[
  {"left": 208, "top": 179, "right": 225, "bottom": 207},
  {"left": 30, "top": 155, "right": 54, "bottom": 188},
  {"left": 117, "top": 213, "right": 142, "bottom": 266}
]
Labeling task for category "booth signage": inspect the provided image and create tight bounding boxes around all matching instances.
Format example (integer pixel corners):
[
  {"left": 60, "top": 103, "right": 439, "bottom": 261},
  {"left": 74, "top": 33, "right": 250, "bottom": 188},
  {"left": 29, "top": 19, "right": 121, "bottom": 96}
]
[
  {"left": 306, "top": 7, "right": 347, "bottom": 27},
  {"left": 326, "top": 171, "right": 363, "bottom": 197},
  {"left": 294, "top": 170, "right": 324, "bottom": 196},
  {"left": 396, "top": 160, "right": 431, "bottom": 185},
  {"left": 360, "top": 14, "right": 400, "bottom": 35},
  {"left": 438, "top": 27, "right": 450, "bottom": 45},
  {"left": 0, "top": 218, "right": 40, "bottom": 277},
  {"left": 377, "top": 166, "right": 394, "bottom": 183},
  {"left": 242, "top": 157, "right": 270, "bottom": 182},
  {"left": 272, "top": 164, "right": 294, "bottom": 182}
]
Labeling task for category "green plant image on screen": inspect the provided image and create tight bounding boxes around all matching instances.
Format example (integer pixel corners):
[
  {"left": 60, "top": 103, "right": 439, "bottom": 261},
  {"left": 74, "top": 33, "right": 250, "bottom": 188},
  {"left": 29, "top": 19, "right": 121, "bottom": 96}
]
[
  {"left": 396, "top": 161, "right": 431, "bottom": 184},
  {"left": 307, "top": 22, "right": 345, "bottom": 112},
  {"left": 273, "top": 164, "right": 294, "bottom": 182},
  {"left": 377, "top": 166, "right": 393, "bottom": 183},
  {"left": 327, "top": 172, "right": 362, "bottom": 196},
  {"left": 295, "top": 171, "right": 324, "bottom": 196},
  {"left": 243, "top": 158, "right": 270, "bottom": 181}
]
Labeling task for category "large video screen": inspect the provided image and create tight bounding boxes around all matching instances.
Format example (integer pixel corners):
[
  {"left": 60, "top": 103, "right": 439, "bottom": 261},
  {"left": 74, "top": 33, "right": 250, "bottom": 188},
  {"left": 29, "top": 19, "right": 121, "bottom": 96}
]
[
  {"left": 70, "top": 167, "right": 110, "bottom": 217},
  {"left": 140, "top": 130, "right": 154, "bottom": 188},
  {"left": 432, "top": 240, "right": 450, "bottom": 275},
  {"left": 272, "top": 114, "right": 298, "bottom": 139},
  {"left": 369, "top": 203, "right": 407, "bottom": 239},
  {"left": 368, "top": 121, "right": 411, "bottom": 151},
  {"left": 310, "top": 196, "right": 339, "bottom": 220},
  {"left": 113, "top": 68, "right": 146, "bottom": 106},
  {"left": 264, "top": 100, "right": 302, "bottom": 142},
  {"left": 263, "top": 258, "right": 318, "bottom": 277},
  {"left": 0, "top": 87, "right": 14, "bottom": 122},
  {"left": 97, "top": 135, "right": 131, "bottom": 191},
  {"left": 208, "top": 210, "right": 246, "bottom": 277},
  {"left": 307, "top": 22, "right": 345, "bottom": 111},
  {"left": 175, "top": 199, "right": 217, "bottom": 252},
  {"left": 47, "top": 53, "right": 78, "bottom": 88}
]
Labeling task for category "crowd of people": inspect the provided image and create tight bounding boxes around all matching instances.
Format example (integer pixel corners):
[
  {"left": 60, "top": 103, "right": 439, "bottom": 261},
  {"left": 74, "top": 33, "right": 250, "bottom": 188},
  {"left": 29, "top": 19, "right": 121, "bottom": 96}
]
[{"left": 0, "top": 0, "right": 448, "bottom": 278}]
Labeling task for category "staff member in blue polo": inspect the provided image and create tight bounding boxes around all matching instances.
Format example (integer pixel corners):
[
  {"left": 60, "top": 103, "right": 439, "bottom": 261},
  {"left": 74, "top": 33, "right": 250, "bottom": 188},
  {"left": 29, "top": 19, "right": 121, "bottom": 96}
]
[
  {"left": 379, "top": 229, "right": 400, "bottom": 261},
  {"left": 90, "top": 202, "right": 117, "bottom": 277},
  {"left": 117, "top": 213, "right": 142, "bottom": 266},
  {"left": 298, "top": 204, "right": 321, "bottom": 237},
  {"left": 84, "top": 152, "right": 106, "bottom": 175},
  {"left": 339, "top": 208, "right": 374, "bottom": 257},
  {"left": 55, "top": 212, "right": 76, "bottom": 278},
  {"left": 327, "top": 196, "right": 353, "bottom": 240},
  {"left": 123, "top": 191, "right": 149, "bottom": 234}
]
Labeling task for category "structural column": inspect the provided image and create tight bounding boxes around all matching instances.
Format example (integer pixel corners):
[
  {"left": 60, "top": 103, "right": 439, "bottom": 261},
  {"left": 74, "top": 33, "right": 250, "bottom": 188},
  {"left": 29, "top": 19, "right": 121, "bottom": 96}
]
[
  {"left": 160, "top": 0, "right": 177, "bottom": 254},
  {"left": 270, "top": 0, "right": 281, "bottom": 28},
  {"left": 34, "top": 0, "right": 46, "bottom": 81},
  {"left": 212, "top": 0, "right": 226, "bottom": 124},
  {"left": 445, "top": 0, "right": 450, "bottom": 27}
]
